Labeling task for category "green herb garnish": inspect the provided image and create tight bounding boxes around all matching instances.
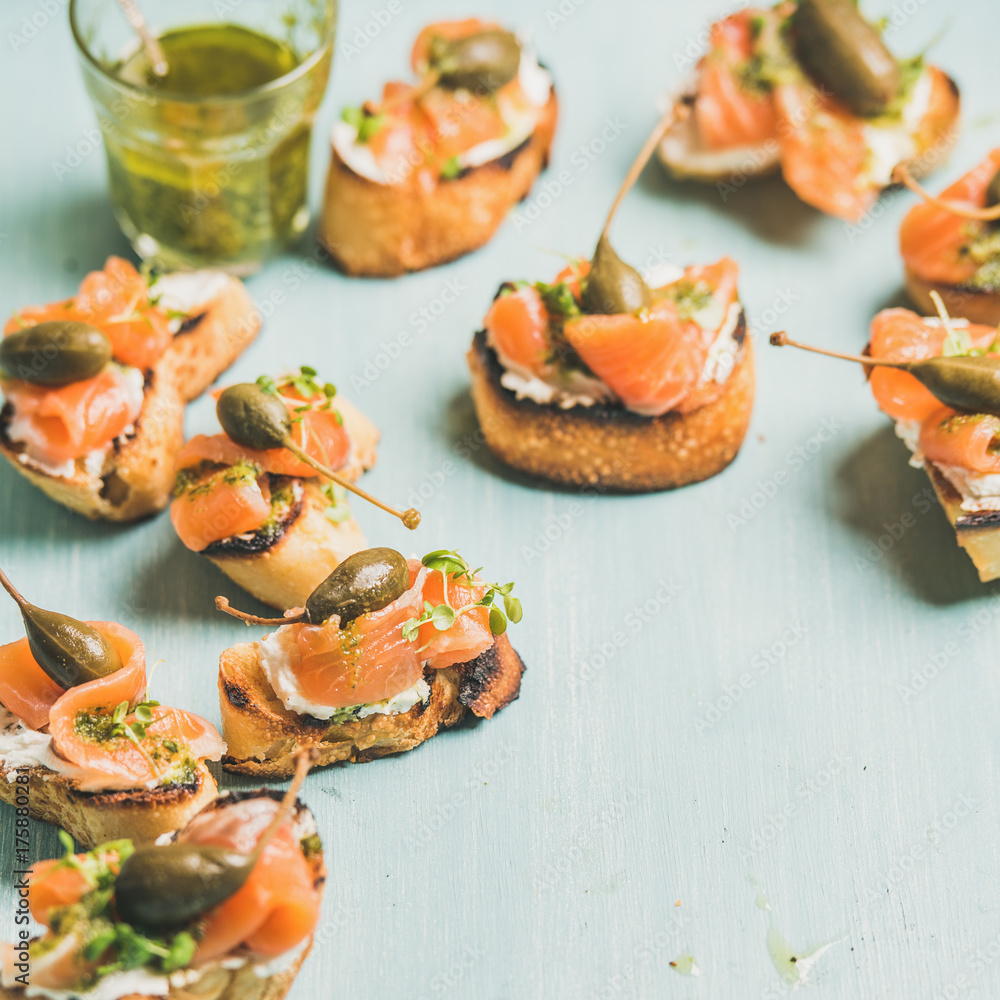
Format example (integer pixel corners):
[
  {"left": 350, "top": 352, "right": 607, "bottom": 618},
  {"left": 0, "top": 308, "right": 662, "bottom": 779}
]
[{"left": 401, "top": 550, "right": 521, "bottom": 643}]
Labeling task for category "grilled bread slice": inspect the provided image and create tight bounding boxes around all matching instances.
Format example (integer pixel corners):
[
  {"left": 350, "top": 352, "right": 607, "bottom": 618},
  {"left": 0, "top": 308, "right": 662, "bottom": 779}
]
[
  {"left": 0, "top": 274, "right": 259, "bottom": 521},
  {"left": 904, "top": 268, "right": 1000, "bottom": 329},
  {"left": 0, "top": 759, "right": 217, "bottom": 849},
  {"left": 658, "top": 68, "right": 960, "bottom": 189},
  {"left": 191, "top": 397, "right": 380, "bottom": 611},
  {"left": 0, "top": 789, "right": 323, "bottom": 1000},
  {"left": 319, "top": 91, "right": 558, "bottom": 277},
  {"left": 467, "top": 321, "right": 754, "bottom": 492},
  {"left": 219, "top": 633, "right": 525, "bottom": 777}
]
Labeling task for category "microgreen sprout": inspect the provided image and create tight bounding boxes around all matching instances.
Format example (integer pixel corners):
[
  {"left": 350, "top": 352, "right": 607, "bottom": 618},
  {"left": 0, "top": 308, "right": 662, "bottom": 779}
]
[{"left": 401, "top": 550, "right": 522, "bottom": 644}]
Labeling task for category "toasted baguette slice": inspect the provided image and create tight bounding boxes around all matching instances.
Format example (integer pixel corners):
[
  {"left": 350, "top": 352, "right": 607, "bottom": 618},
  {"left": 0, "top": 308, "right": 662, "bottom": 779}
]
[
  {"left": 923, "top": 462, "right": 1000, "bottom": 582},
  {"left": 206, "top": 481, "right": 368, "bottom": 611},
  {"left": 319, "top": 91, "right": 558, "bottom": 277},
  {"left": 196, "top": 398, "right": 379, "bottom": 610},
  {"left": 219, "top": 633, "right": 525, "bottom": 777},
  {"left": 658, "top": 67, "right": 960, "bottom": 188},
  {"left": 904, "top": 266, "right": 1000, "bottom": 328},
  {"left": 467, "top": 322, "right": 754, "bottom": 492},
  {"left": 0, "top": 788, "right": 323, "bottom": 1000},
  {"left": 0, "top": 952, "right": 310, "bottom": 1000},
  {"left": 0, "top": 275, "right": 259, "bottom": 521},
  {"left": 0, "top": 759, "right": 217, "bottom": 849}
]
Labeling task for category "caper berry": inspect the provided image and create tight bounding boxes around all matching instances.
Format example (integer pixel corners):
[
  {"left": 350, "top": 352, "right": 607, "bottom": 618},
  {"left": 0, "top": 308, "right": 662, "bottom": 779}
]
[
  {"left": 905, "top": 354, "right": 1000, "bottom": 418},
  {"left": 116, "top": 842, "right": 254, "bottom": 928},
  {"left": 0, "top": 321, "right": 112, "bottom": 387},
  {"left": 986, "top": 168, "right": 1000, "bottom": 211},
  {"left": 305, "top": 547, "right": 410, "bottom": 626},
  {"left": 216, "top": 383, "right": 292, "bottom": 451},
  {"left": 430, "top": 30, "right": 521, "bottom": 93},
  {"left": 792, "top": 0, "right": 901, "bottom": 117},
  {"left": 581, "top": 236, "right": 652, "bottom": 316},
  {"left": 114, "top": 751, "right": 317, "bottom": 931}
]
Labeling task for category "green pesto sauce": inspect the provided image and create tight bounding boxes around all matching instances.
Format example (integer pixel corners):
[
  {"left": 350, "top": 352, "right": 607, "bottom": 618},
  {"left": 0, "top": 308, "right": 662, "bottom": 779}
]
[
  {"left": 107, "top": 25, "right": 314, "bottom": 269},
  {"left": 965, "top": 225, "right": 1000, "bottom": 292},
  {"left": 120, "top": 25, "right": 298, "bottom": 96}
]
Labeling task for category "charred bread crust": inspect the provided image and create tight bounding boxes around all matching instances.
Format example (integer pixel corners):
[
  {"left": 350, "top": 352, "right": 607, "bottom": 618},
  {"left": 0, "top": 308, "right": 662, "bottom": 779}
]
[
  {"left": 218, "top": 633, "right": 525, "bottom": 777},
  {"left": 904, "top": 266, "right": 1000, "bottom": 328},
  {"left": 0, "top": 277, "right": 259, "bottom": 521},
  {"left": 0, "top": 759, "right": 217, "bottom": 849},
  {"left": 206, "top": 481, "right": 368, "bottom": 611},
  {"left": 466, "top": 322, "right": 754, "bottom": 492},
  {"left": 924, "top": 462, "right": 1000, "bottom": 582},
  {"left": 319, "top": 90, "right": 558, "bottom": 277},
  {"left": 0, "top": 934, "right": 313, "bottom": 1000},
  {"left": 657, "top": 67, "right": 960, "bottom": 186}
]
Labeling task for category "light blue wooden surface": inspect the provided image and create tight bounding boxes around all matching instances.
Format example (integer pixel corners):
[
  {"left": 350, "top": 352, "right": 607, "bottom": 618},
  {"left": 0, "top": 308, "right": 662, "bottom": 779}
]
[{"left": 3, "top": 1, "right": 1000, "bottom": 997}]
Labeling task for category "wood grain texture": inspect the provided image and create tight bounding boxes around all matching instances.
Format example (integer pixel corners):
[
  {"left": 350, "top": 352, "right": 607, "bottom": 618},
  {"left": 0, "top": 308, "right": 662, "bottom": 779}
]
[{"left": 1, "top": 2, "right": 999, "bottom": 998}]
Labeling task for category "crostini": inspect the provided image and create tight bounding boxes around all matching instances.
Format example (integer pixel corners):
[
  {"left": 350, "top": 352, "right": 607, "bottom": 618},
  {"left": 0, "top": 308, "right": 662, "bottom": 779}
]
[
  {"left": 216, "top": 548, "right": 525, "bottom": 776},
  {"left": 657, "top": 0, "right": 960, "bottom": 221},
  {"left": 896, "top": 149, "right": 1000, "bottom": 326},
  {"left": 469, "top": 107, "right": 753, "bottom": 490},
  {"left": 772, "top": 304, "right": 1000, "bottom": 580},
  {"left": 0, "top": 569, "right": 224, "bottom": 847},
  {"left": 0, "top": 257, "right": 259, "bottom": 521},
  {"left": 0, "top": 754, "right": 323, "bottom": 1000},
  {"left": 171, "top": 367, "right": 381, "bottom": 611},
  {"left": 319, "top": 18, "right": 557, "bottom": 276}
]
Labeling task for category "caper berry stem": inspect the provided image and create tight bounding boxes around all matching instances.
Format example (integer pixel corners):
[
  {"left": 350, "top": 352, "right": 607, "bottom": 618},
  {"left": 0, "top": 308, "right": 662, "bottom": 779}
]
[
  {"left": 769, "top": 330, "right": 906, "bottom": 368},
  {"left": 215, "top": 596, "right": 306, "bottom": 626},
  {"left": 0, "top": 565, "right": 31, "bottom": 614},
  {"left": 280, "top": 437, "right": 421, "bottom": 530},
  {"left": 599, "top": 103, "right": 686, "bottom": 242},
  {"left": 892, "top": 164, "right": 1000, "bottom": 222},
  {"left": 246, "top": 747, "right": 319, "bottom": 864}
]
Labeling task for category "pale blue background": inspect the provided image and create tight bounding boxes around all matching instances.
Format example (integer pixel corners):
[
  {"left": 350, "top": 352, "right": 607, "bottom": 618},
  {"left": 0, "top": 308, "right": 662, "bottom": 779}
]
[{"left": 2, "top": 1, "right": 1000, "bottom": 997}]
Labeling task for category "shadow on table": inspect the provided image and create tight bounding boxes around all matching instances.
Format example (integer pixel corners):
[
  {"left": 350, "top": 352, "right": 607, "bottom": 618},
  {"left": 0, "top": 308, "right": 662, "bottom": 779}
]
[
  {"left": 639, "top": 160, "right": 822, "bottom": 248},
  {"left": 832, "top": 424, "right": 995, "bottom": 606},
  {"left": 3, "top": 192, "right": 132, "bottom": 275}
]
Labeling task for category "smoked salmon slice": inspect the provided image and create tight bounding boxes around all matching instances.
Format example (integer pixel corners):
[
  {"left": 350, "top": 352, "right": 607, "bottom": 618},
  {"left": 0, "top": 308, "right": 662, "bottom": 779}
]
[
  {"left": 920, "top": 407, "right": 1000, "bottom": 474},
  {"left": 170, "top": 467, "right": 272, "bottom": 552},
  {"left": 695, "top": 11, "right": 779, "bottom": 150},
  {"left": 414, "top": 562, "right": 494, "bottom": 669},
  {"left": 177, "top": 797, "right": 321, "bottom": 963},
  {"left": 484, "top": 286, "right": 551, "bottom": 375},
  {"left": 1, "top": 366, "right": 142, "bottom": 465},
  {"left": 899, "top": 148, "right": 1000, "bottom": 286},
  {"left": 563, "top": 302, "right": 706, "bottom": 416},
  {"left": 5, "top": 257, "right": 172, "bottom": 371},
  {"left": 868, "top": 309, "right": 999, "bottom": 422},
  {"left": 175, "top": 396, "right": 350, "bottom": 479},
  {"left": 0, "top": 622, "right": 223, "bottom": 791}
]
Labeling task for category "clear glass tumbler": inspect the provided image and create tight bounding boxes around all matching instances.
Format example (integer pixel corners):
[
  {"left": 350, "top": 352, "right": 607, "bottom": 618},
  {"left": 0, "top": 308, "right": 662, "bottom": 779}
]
[{"left": 70, "top": 0, "right": 336, "bottom": 274}]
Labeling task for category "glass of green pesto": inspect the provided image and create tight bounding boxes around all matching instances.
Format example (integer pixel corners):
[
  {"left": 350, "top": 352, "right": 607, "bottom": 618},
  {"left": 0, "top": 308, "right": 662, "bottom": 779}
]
[{"left": 69, "top": 0, "right": 336, "bottom": 274}]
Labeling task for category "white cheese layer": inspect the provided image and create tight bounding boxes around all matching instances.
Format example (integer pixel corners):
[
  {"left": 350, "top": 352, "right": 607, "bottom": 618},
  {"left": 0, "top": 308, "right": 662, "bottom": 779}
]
[
  {"left": 862, "top": 69, "right": 933, "bottom": 186},
  {"left": 6, "top": 365, "right": 144, "bottom": 481},
  {"left": 155, "top": 269, "right": 230, "bottom": 331},
  {"left": 332, "top": 45, "right": 552, "bottom": 186}
]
